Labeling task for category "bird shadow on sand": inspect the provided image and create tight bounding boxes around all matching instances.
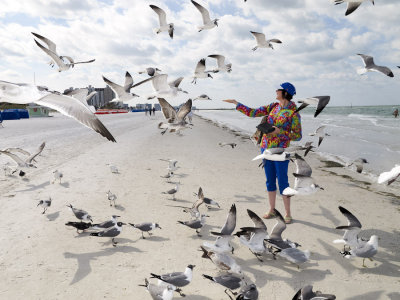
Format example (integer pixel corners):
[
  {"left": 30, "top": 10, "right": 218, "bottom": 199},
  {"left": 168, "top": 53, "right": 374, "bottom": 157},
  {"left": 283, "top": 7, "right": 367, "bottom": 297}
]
[
  {"left": 346, "top": 290, "right": 384, "bottom": 300},
  {"left": 59, "top": 181, "right": 70, "bottom": 188},
  {"left": 135, "top": 235, "right": 170, "bottom": 242},
  {"left": 387, "top": 292, "right": 400, "bottom": 300},
  {"left": 114, "top": 204, "right": 125, "bottom": 211},
  {"left": 174, "top": 173, "right": 189, "bottom": 178},
  {"left": 311, "top": 205, "right": 341, "bottom": 227},
  {"left": 294, "top": 219, "right": 337, "bottom": 235},
  {"left": 182, "top": 296, "right": 212, "bottom": 300},
  {"left": 46, "top": 211, "right": 60, "bottom": 221},
  {"left": 64, "top": 245, "right": 140, "bottom": 285},
  {"left": 166, "top": 198, "right": 191, "bottom": 203},
  {"left": 15, "top": 180, "right": 50, "bottom": 192},
  {"left": 233, "top": 194, "right": 263, "bottom": 203},
  {"left": 318, "top": 239, "right": 355, "bottom": 275}
]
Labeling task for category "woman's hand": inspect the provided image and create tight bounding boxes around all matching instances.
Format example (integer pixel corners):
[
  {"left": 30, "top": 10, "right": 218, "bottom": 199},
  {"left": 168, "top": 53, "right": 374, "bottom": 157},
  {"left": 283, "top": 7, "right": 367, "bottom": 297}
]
[{"left": 223, "top": 99, "right": 238, "bottom": 105}]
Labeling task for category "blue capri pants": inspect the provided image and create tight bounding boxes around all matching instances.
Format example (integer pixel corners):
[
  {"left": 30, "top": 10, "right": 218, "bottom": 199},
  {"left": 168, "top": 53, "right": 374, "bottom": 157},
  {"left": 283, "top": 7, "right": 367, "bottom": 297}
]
[{"left": 262, "top": 152, "right": 289, "bottom": 194}]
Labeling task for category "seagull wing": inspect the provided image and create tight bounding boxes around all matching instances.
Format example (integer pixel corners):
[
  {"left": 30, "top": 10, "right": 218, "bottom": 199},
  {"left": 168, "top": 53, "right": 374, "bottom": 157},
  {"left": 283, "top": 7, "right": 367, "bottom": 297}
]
[
  {"left": 168, "top": 77, "right": 184, "bottom": 88},
  {"left": 250, "top": 31, "right": 266, "bottom": 45},
  {"left": 191, "top": 0, "right": 211, "bottom": 24},
  {"left": 86, "top": 91, "right": 97, "bottom": 101},
  {"left": 158, "top": 98, "right": 177, "bottom": 121},
  {"left": 64, "top": 88, "right": 89, "bottom": 103},
  {"left": 294, "top": 153, "right": 312, "bottom": 176},
  {"left": 269, "top": 209, "right": 286, "bottom": 240},
  {"left": 208, "top": 55, "right": 225, "bottom": 69},
  {"left": 371, "top": 65, "right": 394, "bottom": 77},
  {"left": 195, "top": 58, "right": 206, "bottom": 74},
  {"left": 152, "top": 74, "right": 170, "bottom": 92},
  {"left": 102, "top": 75, "right": 125, "bottom": 99},
  {"left": 357, "top": 54, "right": 374, "bottom": 68},
  {"left": 220, "top": 204, "right": 236, "bottom": 235},
  {"left": 34, "top": 39, "right": 65, "bottom": 69},
  {"left": 70, "top": 59, "right": 96, "bottom": 65},
  {"left": 198, "top": 187, "right": 204, "bottom": 199},
  {"left": 268, "top": 39, "right": 282, "bottom": 44},
  {"left": 31, "top": 32, "right": 57, "bottom": 53},
  {"left": 314, "top": 96, "right": 330, "bottom": 117},
  {"left": 337, "top": 206, "right": 362, "bottom": 228},
  {"left": 0, "top": 150, "right": 26, "bottom": 167},
  {"left": 345, "top": 2, "right": 362, "bottom": 16},
  {"left": 176, "top": 99, "right": 192, "bottom": 121},
  {"left": 3, "top": 148, "right": 30, "bottom": 156},
  {"left": 36, "top": 94, "right": 116, "bottom": 142},
  {"left": 247, "top": 209, "right": 267, "bottom": 230},
  {"left": 150, "top": 5, "right": 168, "bottom": 27},
  {"left": 124, "top": 71, "right": 134, "bottom": 91},
  {"left": 26, "top": 142, "right": 45, "bottom": 163}
]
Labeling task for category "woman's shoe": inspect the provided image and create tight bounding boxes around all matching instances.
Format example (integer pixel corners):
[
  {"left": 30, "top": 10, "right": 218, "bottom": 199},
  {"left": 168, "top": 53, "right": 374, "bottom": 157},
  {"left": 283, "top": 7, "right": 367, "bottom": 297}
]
[
  {"left": 263, "top": 211, "right": 277, "bottom": 219},
  {"left": 284, "top": 216, "right": 293, "bottom": 224}
]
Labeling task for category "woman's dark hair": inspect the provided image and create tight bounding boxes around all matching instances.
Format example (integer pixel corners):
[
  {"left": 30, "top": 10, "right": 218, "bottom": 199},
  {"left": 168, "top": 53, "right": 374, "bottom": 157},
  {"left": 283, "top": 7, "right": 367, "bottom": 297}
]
[{"left": 282, "top": 90, "right": 293, "bottom": 101}]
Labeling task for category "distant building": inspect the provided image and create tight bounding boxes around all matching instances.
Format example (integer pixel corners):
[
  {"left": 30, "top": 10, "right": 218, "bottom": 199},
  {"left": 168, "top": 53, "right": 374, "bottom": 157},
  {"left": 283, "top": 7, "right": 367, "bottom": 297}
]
[{"left": 87, "top": 85, "right": 115, "bottom": 109}]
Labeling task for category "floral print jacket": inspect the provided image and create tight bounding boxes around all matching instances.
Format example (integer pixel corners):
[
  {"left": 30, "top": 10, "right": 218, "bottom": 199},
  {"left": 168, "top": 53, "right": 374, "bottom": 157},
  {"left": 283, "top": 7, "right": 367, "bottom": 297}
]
[{"left": 236, "top": 101, "right": 302, "bottom": 149}]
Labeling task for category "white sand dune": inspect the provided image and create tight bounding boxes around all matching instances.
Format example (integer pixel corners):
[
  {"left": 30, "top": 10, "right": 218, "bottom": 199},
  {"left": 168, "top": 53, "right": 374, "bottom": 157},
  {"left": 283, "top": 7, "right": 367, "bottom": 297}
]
[{"left": 0, "top": 113, "right": 399, "bottom": 299}]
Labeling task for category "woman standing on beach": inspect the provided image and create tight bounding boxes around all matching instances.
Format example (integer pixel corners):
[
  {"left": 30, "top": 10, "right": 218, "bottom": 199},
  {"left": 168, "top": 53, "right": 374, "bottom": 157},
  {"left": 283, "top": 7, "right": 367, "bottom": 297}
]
[{"left": 223, "top": 82, "right": 302, "bottom": 223}]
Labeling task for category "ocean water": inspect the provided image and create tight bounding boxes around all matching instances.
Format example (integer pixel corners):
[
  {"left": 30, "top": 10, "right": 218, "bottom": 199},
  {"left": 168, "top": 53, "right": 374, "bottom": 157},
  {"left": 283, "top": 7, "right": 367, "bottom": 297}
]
[{"left": 195, "top": 105, "right": 400, "bottom": 179}]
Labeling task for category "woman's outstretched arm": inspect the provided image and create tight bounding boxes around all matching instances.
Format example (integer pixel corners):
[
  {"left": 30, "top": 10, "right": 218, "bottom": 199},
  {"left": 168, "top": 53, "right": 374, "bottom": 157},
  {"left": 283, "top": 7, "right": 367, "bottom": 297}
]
[{"left": 223, "top": 99, "right": 272, "bottom": 118}]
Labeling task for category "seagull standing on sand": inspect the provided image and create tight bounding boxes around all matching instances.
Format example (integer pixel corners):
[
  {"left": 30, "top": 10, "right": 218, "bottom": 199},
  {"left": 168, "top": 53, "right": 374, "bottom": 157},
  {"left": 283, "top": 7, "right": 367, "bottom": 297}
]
[
  {"left": 192, "top": 59, "right": 213, "bottom": 84},
  {"left": 162, "top": 182, "right": 180, "bottom": 200},
  {"left": 139, "top": 278, "right": 174, "bottom": 300},
  {"left": 178, "top": 214, "right": 209, "bottom": 237},
  {"left": 283, "top": 153, "right": 324, "bottom": 196},
  {"left": 129, "top": 222, "right": 162, "bottom": 239},
  {"left": 203, "top": 204, "right": 236, "bottom": 254},
  {"left": 52, "top": 170, "right": 63, "bottom": 184},
  {"left": 32, "top": 32, "right": 95, "bottom": 72},
  {"left": 150, "top": 265, "right": 195, "bottom": 297},
  {"left": 158, "top": 98, "right": 192, "bottom": 135},
  {"left": 194, "top": 94, "right": 212, "bottom": 101},
  {"left": 90, "top": 222, "right": 126, "bottom": 247},
  {"left": 102, "top": 72, "right": 139, "bottom": 103},
  {"left": 150, "top": 5, "right": 174, "bottom": 39},
  {"left": 334, "top": 0, "right": 374, "bottom": 16},
  {"left": 200, "top": 246, "right": 242, "bottom": 275},
  {"left": 37, "top": 197, "right": 52, "bottom": 214},
  {"left": 160, "top": 159, "right": 178, "bottom": 172},
  {"left": 106, "top": 190, "right": 117, "bottom": 207},
  {"left": 348, "top": 158, "right": 368, "bottom": 173},
  {"left": 378, "top": 165, "right": 400, "bottom": 185},
  {"left": 357, "top": 54, "right": 394, "bottom": 77},
  {"left": 191, "top": 0, "right": 219, "bottom": 32},
  {"left": 292, "top": 285, "right": 336, "bottom": 300},
  {"left": 202, "top": 274, "right": 243, "bottom": 300},
  {"left": 250, "top": 31, "right": 282, "bottom": 51},
  {"left": 0, "top": 81, "right": 116, "bottom": 142},
  {"left": 295, "top": 96, "right": 330, "bottom": 118},
  {"left": 67, "top": 204, "right": 93, "bottom": 222},
  {"left": 92, "top": 215, "right": 120, "bottom": 230},
  {"left": 236, "top": 284, "right": 259, "bottom": 300},
  {"left": 309, "top": 125, "right": 329, "bottom": 146},
  {"left": 208, "top": 55, "right": 232, "bottom": 73}
]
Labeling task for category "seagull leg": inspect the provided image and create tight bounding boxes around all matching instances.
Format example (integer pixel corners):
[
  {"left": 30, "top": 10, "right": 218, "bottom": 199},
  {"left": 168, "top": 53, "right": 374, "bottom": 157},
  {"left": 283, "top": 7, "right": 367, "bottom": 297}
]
[
  {"left": 252, "top": 46, "right": 257, "bottom": 51},
  {"left": 42, "top": 208, "right": 46, "bottom": 214},
  {"left": 112, "top": 238, "right": 118, "bottom": 247},
  {"left": 148, "top": 232, "right": 153, "bottom": 236},
  {"left": 362, "top": 258, "right": 368, "bottom": 268},
  {"left": 175, "top": 288, "right": 186, "bottom": 297},
  {"left": 231, "top": 247, "right": 234, "bottom": 255},
  {"left": 142, "top": 232, "right": 145, "bottom": 239},
  {"left": 224, "top": 289, "right": 234, "bottom": 300},
  {"left": 196, "top": 229, "right": 202, "bottom": 237}
]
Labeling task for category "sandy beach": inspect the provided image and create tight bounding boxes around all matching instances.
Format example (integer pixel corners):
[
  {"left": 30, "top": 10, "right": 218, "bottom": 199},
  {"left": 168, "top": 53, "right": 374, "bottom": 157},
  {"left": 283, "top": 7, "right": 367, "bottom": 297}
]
[{"left": 0, "top": 113, "right": 399, "bottom": 299}]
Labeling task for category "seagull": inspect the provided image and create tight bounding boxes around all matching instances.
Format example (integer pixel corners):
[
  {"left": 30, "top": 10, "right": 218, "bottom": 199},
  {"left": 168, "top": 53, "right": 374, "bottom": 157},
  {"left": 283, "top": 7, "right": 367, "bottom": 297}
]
[
  {"left": 0, "top": 142, "right": 45, "bottom": 170},
  {"left": 191, "top": 0, "right": 219, "bottom": 32},
  {"left": 208, "top": 55, "right": 232, "bottom": 73},
  {"left": 149, "top": 5, "right": 174, "bottom": 39},
  {"left": 32, "top": 32, "right": 95, "bottom": 72},
  {"left": 129, "top": 222, "right": 162, "bottom": 239},
  {"left": 0, "top": 81, "right": 116, "bottom": 142},
  {"left": 194, "top": 94, "right": 212, "bottom": 101},
  {"left": 161, "top": 171, "right": 175, "bottom": 182},
  {"left": 102, "top": 72, "right": 139, "bottom": 103},
  {"left": 202, "top": 274, "right": 243, "bottom": 300},
  {"left": 67, "top": 204, "right": 93, "bottom": 222},
  {"left": 285, "top": 142, "right": 314, "bottom": 157},
  {"left": 150, "top": 265, "right": 195, "bottom": 297},
  {"left": 144, "top": 75, "right": 188, "bottom": 100},
  {"left": 64, "top": 88, "right": 97, "bottom": 113},
  {"left": 139, "top": 278, "right": 174, "bottom": 300},
  {"left": 333, "top": 206, "right": 363, "bottom": 251},
  {"left": 292, "top": 285, "right": 336, "bottom": 300},
  {"left": 2, "top": 163, "right": 14, "bottom": 176},
  {"left": 309, "top": 125, "right": 329, "bottom": 146},
  {"left": 282, "top": 153, "right": 324, "bottom": 196},
  {"left": 162, "top": 182, "right": 180, "bottom": 200},
  {"left": 178, "top": 214, "right": 209, "bottom": 237},
  {"left": 252, "top": 148, "right": 290, "bottom": 162},
  {"left": 158, "top": 98, "right": 192, "bottom": 135},
  {"left": 266, "top": 209, "right": 301, "bottom": 257},
  {"left": 200, "top": 246, "right": 242, "bottom": 275},
  {"left": 160, "top": 159, "right": 178, "bottom": 172},
  {"left": 92, "top": 215, "right": 120, "bottom": 230},
  {"left": 65, "top": 221, "right": 92, "bottom": 233},
  {"left": 203, "top": 204, "right": 236, "bottom": 254},
  {"left": 334, "top": 0, "right": 374, "bottom": 16},
  {"left": 357, "top": 54, "right": 394, "bottom": 77},
  {"left": 52, "top": 170, "right": 63, "bottom": 184},
  {"left": 278, "top": 247, "right": 311, "bottom": 268},
  {"left": 250, "top": 31, "right": 282, "bottom": 51},
  {"left": 219, "top": 143, "right": 237, "bottom": 149},
  {"left": 172, "top": 190, "right": 204, "bottom": 219},
  {"left": 340, "top": 235, "right": 379, "bottom": 267},
  {"left": 37, "top": 197, "right": 52, "bottom": 214},
  {"left": 295, "top": 96, "right": 330, "bottom": 118},
  {"left": 348, "top": 158, "right": 368, "bottom": 173},
  {"left": 236, "top": 284, "right": 259, "bottom": 300},
  {"left": 90, "top": 222, "right": 126, "bottom": 247},
  {"left": 235, "top": 209, "right": 269, "bottom": 261},
  {"left": 378, "top": 164, "right": 400, "bottom": 185},
  {"left": 192, "top": 59, "right": 213, "bottom": 84},
  {"left": 193, "top": 186, "right": 220, "bottom": 209},
  {"left": 138, "top": 67, "right": 162, "bottom": 77},
  {"left": 108, "top": 164, "right": 119, "bottom": 174},
  {"left": 106, "top": 190, "right": 117, "bottom": 207}
]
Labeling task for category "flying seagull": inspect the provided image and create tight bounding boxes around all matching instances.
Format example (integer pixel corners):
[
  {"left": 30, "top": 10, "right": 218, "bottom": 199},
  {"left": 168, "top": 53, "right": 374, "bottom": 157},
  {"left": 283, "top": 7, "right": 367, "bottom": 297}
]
[
  {"left": 0, "top": 81, "right": 116, "bottom": 142},
  {"left": 0, "top": 142, "right": 45, "bottom": 170},
  {"left": 292, "top": 285, "right": 336, "bottom": 300},
  {"left": 357, "top": 54, "right": 394, "bottom": 77},
  {"left": 208, "top": 55, "right": 232, "bottom": 73},
  {"left": 102, "top": 71, "right": 139, "bottom": 103},
  {"left": 192, "top": 59, "right": 213, "bottom": 84},
  {"left": 172, "top": 190, "right": 204, "bottom": 219},
  {"left": 295, "top": 96, "right": 330, "bottom": 117},
  {"left": 193, "top": 186, "right": 220, "bottom": 209},
  {"left": 378, "top": 165, "right": 400, "bottom": 185},
  {"left": 32, "top": 32, "right": 95, "bottom": 72},
  {"left": 309, "top": 125, "right": 329, "bottom": 147},
  {"left": 194, "top": 94, "right": 212, "bottom": 101},
  {"left": 191, "top": 0, "right": 219, "bottom": 32},
  {"left": 143, "top": 74, "right": 188, "bottom": 100},
  {"left": 138, "top": 67, "right": 162, "bottom": 77},
  {"left": 252, "top": 147, "right": 290, "bottom": 162},
  {"left": 158, "top": 98, "right": 192, "bottom": 135},
  {"left": 150, "top": 265, "right": 195, "bottom": 297},
  {"left": 334, "top": 0, "right": 374, "bottom": 16},
  {"left": 250, "top": 31, "right": 282, "bottom": 51},
  {"left": 37, "top": 197, "right": 52, "bottom": 214},
  {"left": 150, "top": 5, "right": 174, "bottom": 39},
  {"left": 219, "top": 142, "right": 237, "bottom": 149},
  {"left": 200, "top": 246, "right": 242, "bottom": 275}
]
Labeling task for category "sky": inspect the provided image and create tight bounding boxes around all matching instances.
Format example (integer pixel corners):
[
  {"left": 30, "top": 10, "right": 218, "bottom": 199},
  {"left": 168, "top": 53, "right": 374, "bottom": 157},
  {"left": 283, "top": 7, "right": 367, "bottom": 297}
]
[{"left": 0, "top": 0, "right": 399, "bottom": 109}]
